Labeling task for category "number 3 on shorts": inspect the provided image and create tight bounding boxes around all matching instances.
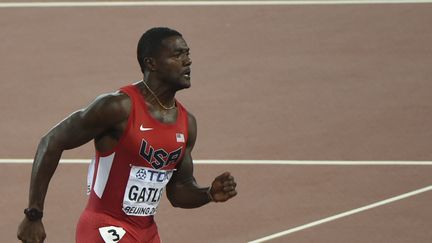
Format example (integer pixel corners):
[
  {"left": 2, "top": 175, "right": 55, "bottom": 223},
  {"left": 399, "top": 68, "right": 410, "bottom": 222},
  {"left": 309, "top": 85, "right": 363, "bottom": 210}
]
[{"left": 99, "top": 226, "right": 126, "bottom": 242}]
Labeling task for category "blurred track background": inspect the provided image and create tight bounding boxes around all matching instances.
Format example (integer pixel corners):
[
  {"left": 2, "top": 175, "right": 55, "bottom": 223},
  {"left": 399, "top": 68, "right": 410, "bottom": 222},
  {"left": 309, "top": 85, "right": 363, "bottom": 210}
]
[{"left": 1, "top": 1, "right": 432, "bottom": 242}]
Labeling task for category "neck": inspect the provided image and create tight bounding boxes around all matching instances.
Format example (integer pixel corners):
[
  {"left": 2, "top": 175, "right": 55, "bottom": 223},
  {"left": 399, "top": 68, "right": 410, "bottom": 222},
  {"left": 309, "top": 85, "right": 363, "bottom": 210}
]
[{"left": 140, "top": 76, "right": 176, "bottom": 110}]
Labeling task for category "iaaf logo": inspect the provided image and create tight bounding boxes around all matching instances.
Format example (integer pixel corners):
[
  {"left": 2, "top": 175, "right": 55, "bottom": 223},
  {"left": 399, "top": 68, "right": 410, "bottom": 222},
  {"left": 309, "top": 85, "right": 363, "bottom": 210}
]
[{"left": 135, "top": 169, "right": 147, "bottom": 180}]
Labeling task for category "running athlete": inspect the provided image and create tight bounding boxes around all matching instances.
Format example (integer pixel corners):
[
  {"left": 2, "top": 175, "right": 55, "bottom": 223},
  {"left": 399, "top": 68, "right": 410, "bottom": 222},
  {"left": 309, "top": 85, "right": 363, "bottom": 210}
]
[{"left": 17, "top": 27, "right": 238, "bottom": 243}]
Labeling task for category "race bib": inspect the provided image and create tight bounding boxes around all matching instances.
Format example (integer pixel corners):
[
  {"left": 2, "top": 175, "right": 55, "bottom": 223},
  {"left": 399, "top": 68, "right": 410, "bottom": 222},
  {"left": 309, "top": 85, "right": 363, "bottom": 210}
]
[
  {"left": 122, "top": 166, "right": 174, "bottom": 216},
  {"left": 98, "top": 226, "right": 126, "bottom": 242}
]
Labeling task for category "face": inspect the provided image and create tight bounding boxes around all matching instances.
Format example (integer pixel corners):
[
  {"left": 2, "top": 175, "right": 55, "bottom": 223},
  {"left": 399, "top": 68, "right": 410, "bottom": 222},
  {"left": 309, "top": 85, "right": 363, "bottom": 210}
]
[{"left": 151, "top": 36, "right": 192, "bottom": 90}]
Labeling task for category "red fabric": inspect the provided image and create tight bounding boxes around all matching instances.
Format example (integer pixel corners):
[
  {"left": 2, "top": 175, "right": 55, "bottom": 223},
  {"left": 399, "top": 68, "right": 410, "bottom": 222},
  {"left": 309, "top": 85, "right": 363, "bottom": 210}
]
[
  {"left": 76, "top": 210, "right": 161, "bottom": 243},
  {"left": 77, "top": 83, "right": 188, "bottom": 240}
]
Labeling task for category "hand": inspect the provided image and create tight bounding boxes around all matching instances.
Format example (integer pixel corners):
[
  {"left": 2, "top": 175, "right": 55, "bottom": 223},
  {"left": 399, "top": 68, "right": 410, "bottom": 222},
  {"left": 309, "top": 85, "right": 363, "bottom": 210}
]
[
  {"left": 17, "top": 218, "right": 46, "bottom": 243},
  {"left": 209, "top": 172, "right": 237, "bottom": 202}
]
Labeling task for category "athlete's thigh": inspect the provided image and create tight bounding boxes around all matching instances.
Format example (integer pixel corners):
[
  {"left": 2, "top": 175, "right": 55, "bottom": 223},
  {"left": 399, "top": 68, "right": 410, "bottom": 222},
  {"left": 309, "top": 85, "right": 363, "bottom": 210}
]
[{"left": 76, "top": 211, "right": 136, "bottom": 243}]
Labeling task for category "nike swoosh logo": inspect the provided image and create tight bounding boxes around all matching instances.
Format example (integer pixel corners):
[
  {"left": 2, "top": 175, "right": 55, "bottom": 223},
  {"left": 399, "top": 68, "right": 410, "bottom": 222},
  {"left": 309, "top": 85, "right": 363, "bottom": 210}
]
[{"left": 140, "top": 125, "right": 153, "bottom": 132}]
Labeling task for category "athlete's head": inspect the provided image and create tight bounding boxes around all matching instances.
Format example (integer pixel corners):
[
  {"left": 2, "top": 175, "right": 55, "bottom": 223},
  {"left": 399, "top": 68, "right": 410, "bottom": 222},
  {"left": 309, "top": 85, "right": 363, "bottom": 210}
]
[{"left": 137, "top": 27, "right": 192, "bottom": 89}]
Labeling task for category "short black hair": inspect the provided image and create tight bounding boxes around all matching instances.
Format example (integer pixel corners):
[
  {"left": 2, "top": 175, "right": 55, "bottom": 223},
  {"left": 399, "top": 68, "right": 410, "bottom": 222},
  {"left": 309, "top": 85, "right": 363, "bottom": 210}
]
[{"left": 137, "top": 27, "right": 182, "bottom": 73}]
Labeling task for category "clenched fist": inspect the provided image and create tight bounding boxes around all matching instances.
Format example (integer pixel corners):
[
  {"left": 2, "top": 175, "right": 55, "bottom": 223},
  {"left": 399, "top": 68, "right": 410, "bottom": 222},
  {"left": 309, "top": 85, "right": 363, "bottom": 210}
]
[{"left": 209, "top": 172, "right": 237, "bottom": 202}]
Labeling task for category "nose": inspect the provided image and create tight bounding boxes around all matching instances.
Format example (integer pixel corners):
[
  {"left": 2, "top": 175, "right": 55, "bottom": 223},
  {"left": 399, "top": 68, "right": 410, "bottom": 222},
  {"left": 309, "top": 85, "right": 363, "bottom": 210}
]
[{"left": 183, "top": 56, "right": 192, "bottom": 66}]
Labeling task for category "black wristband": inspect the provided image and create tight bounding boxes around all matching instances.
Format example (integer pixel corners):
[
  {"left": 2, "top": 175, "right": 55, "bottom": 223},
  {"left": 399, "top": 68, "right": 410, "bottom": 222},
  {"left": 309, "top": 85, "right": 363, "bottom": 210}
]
[
  {"left": 24, "top": 208, "right": 43, "bottom": 221},
  {"left": 206, "top": 187, "right": 214, "bottom": 202}
]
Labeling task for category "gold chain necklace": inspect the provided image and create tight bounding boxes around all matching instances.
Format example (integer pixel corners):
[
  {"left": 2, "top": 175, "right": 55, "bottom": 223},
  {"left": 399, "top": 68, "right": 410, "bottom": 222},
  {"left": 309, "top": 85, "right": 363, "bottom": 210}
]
[{"left": 142, "top": 81, "right": 176, "bottom": 110}]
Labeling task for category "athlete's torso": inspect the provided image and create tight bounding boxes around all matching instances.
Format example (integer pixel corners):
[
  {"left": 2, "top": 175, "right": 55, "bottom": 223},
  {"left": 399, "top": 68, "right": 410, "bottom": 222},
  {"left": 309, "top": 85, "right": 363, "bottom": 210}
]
[{"left": 85, "top": 83, "right": 189, "bottom": 227}]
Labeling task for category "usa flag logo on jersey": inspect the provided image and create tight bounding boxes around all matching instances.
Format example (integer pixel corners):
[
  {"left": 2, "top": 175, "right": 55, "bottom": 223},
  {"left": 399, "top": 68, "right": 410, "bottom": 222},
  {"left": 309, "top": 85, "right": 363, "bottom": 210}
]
[{"left": 176, "top": 133, "right": 185, "bottom": 143}]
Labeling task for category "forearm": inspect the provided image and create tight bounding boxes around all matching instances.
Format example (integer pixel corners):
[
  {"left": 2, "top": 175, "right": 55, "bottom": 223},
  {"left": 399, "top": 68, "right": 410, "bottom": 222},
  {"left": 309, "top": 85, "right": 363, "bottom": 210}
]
[
  {"left": 167, "top": 179, "right": 211, "bottom": 209},
  {"left": 28, "top": 136, "right": 63, "bottom": 210}
]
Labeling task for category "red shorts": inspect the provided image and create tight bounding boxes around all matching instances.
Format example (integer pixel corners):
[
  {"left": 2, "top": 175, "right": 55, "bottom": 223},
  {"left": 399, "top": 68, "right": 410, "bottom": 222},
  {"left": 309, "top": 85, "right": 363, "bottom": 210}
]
[{"left": 76, "top": 210, "right": 161, "bottom": 243}]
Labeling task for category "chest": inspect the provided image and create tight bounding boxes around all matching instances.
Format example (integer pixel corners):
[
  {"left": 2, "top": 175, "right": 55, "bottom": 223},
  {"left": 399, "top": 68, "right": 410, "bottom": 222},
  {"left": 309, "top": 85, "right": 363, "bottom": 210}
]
[{"left": 120, "top": 105, "right": 187, "bottom": 170}]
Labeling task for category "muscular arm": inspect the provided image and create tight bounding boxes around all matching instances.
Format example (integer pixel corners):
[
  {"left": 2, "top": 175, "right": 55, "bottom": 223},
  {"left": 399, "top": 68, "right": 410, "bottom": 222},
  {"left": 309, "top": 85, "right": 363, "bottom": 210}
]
[
  {"left": 18, "top": 91, "right": 131, "bottom": 243},
  {"left": 166, "top": 113, "right": 209, "bottom": 208},
  {"left": 28, "top": 93, "right": 130, "bottom": 211},
  {"left": 166, "top": 113, "right": 237, "bottom": 208}
]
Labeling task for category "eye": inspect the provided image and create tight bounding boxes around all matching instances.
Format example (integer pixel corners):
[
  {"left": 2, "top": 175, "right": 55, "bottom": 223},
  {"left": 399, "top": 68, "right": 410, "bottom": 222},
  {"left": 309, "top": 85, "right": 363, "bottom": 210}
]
[{"left": 174, "top": 51, "right": 189, "bottom": 59}]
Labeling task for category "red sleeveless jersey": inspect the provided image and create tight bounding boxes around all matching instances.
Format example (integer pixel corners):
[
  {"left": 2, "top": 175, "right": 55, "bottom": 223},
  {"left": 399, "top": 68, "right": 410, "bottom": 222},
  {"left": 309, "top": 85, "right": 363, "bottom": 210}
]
[{"left": 85, "top": 84, "right": 189, "bottom": 228}]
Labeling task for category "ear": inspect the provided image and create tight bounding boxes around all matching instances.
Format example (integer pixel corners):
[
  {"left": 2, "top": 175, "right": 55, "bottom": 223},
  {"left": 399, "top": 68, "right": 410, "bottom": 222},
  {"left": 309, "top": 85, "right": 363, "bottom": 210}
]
[{"left": 144, "top": 57, "right": 157, "bottom": 72}]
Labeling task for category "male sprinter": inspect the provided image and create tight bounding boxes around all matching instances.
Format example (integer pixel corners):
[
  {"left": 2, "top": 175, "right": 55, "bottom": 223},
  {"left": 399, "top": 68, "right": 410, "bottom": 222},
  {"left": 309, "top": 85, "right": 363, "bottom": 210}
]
[{"left": 17, "top": 27, "right": 237, "bottom": 243}]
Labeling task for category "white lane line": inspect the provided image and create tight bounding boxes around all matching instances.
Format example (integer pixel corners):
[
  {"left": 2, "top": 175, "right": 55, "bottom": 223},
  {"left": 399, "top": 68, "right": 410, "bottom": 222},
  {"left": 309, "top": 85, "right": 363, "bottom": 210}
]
[
  {"left": 198, "top": 160, "right": 432, "bottom": 165},
  {"left": 0, "top": 1, "right": 431, "bottom": 8},
  {"left": 1, "top": 159, "right": 432, "bottom": 165},
  {"left": 249, "top": 184, "right": 432, "bottom": 243}
]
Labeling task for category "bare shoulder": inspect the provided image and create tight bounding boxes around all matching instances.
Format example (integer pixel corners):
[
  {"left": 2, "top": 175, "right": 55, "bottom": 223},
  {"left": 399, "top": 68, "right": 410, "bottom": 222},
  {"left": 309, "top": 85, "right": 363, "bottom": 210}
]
[
  {"left": 89, "top": 91, "right": 130, "bottom": 112},
  {"left": 80, "top": 90, "right": 132, "bottom": 127},
  {"left": 41, "top": 90, "right": 133, "bottom": 150},
  {"left": 186, "top": 112, "right": 197, "bottom": 148},
  {"left": 187, "top": 112, "right": 197, "bottom": 132}
]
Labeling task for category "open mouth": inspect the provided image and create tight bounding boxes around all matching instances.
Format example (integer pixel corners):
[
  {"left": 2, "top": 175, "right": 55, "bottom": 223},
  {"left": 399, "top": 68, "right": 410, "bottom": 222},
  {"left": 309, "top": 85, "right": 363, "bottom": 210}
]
[{"left": 183, "top": 70, "right": 191, "bottom": 79}]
